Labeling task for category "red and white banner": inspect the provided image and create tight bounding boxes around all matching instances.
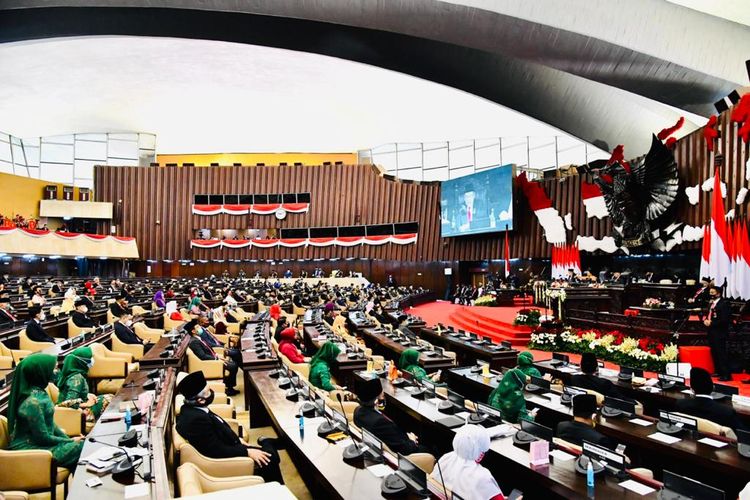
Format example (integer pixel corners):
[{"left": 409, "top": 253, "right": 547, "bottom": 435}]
[
  {"left": 192, "top": 203, "right": 310, "bottom": 216},
  {"left": 581, "top": 181, "right": 609, "bottom": 219},
  {"left": 191, "top": 234, "right": 418, "bottom": 249},
  {"left": 0, "top": 228, "right": 139, "bottom": 258},
  {"left": 516, "top": 172, "right": 566, "bottom": 244}
]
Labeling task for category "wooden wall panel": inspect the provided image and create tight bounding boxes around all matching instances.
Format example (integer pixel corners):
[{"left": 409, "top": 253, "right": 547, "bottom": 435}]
[{"left": 95, "top": 106, "right": 748, "bottom": 264}]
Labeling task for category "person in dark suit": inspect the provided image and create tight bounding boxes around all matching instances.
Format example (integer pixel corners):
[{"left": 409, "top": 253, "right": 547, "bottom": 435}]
[
  {"left": 570, "top": 353, "right": 629, "bottom": 400},
  {"left": 109, "top": 294, "right": 130, "bottom": 318},
  {"left": 353, "top": 377, "right": 426, "bottom": 455},
  {"left": 187, "top": 320, "right": 239, "bottom": 396},
  {"left": 687, "top": 278, "right": 711, "bottom": 310},
  {"left": 676, "top": 368, "right": 745, "bottom": 433},
  {"left": 0, "top": 296, "right": 19, "bottom": 326},
  {"left": 71, "top": 299, "right": 97, "bottom": 328},
  {"left": 556, "top": 394, "right": 617, "bottom": 449},
  {"left": 114, "top": 314, "right": 144, "bottom": 345},
  {"left": 704, "top": 286, "right": 732, "bottom": 381},
  {"left": 25, "top": 305, "right": 55, "bottom": 343},
  {"left": 175, "top": 371, "right": 283, "bottom": 483},
  {"left": 195, "top": 315, "right": 242, "bottom": 368}
]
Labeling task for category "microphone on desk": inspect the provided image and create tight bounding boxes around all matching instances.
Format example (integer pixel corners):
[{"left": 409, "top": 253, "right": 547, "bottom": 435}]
[
  {"left": 468, "top": 400, "right": 487, "bottom": 425},
  {"left": 87, "top": 436, "right": 141, "bottom": 481},
  {"left": 337, "top": 392, "right": 365, "bottom": 462}
]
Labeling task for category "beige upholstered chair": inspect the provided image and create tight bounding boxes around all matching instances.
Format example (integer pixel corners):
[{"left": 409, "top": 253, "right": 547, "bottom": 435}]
[
  {"left": 66, "top": 318, "right": 95, "bottom": 339},
  {"left": 18, "top": 329, "right": 54, "bottom": 353},
  {"left": 279, "top": 352, "right": 310, "bottom": 379},
  {"left": 0, "top": 416, "right": 70, "bottom": 500},
  {"left": 674, "top": 412, "right": 737, "bottom": 439},
  {"left": 0, "top": 341, "right": 31, "bottom": 365},
  {"left": 164, "top": 313, "right": 185, "bottom": 332},
  {"left": 111, "top": 335, "right": 145, "bottom": 361},
  {"left": 134, "top": 322, "right": 163, "bottom": 343},
  {"left": 89, "top": 343, "right": 131, "bottom": 393},
  {"left": 186, "top": 349, "right": 224, "bottom": 380},
  {"left": 176, "top": 462, "right": 264, "bottom": 497},
  {"left": 45, "top": 383, "right": 86, "bottom": 437},
  {"left": 172, "top": 426, "right": 257, "bottom": 478}
]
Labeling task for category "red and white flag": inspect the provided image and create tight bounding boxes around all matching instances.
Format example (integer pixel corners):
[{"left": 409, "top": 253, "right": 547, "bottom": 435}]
[
  {"left": 581, "top": 181, "right": 609, "bottom": 219},
  {"left": 503, "top": 227, "right": 511, "bottom": 277},
  {"left": 699, "top": 224, "right": 710, "bottom": 280},
  {"left": 707, "top": 169, "right": 732, "bottom": 288}
]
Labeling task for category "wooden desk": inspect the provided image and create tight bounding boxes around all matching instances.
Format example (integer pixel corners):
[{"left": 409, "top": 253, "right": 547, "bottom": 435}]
[
  {"left": 246, "top": 369, "right": 404, "bottom": 500},
  {"left": 139, "top": 335, "right": 190, "bottom": 369},
  {"left": 371, "top": 372, "right": 657, "bottom": 499},
  {"left": 417, "top": 326, "right": 519, "bottom": 371},
  {"left": 533, "top": 359, "right": 750, "bottom": 426},
  {"left": 68, "top": 368, "right": 175, "bottom": 499},
  {"left": 446, "top": 366, "right": 749, "bottom": 498},
  {"left": 359, "top": 328, "right": 455, "bottom": 370},
  {"left": 240, "top": 321, "right": 280, "bottom": 410}
]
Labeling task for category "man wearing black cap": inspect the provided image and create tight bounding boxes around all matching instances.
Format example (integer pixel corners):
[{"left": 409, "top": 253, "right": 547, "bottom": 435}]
[
  {"left": 353, "top": 377, "right": 423, "bottom": 455},
  {"left": 556, "top": 394, "right": 616, "bottom": 449},
  {"left": 570, "top": 353, "right": 627, "bottom": 400},
  {"left": 25, "top": 305, "right": 55, "bottom": 343},
  {"left": 175, "top": 371, "right": 283, "bottom": 483},
  {"left": 675, "top": 367, "right": 745, "bottom": 433},
  {"left": 72, "top": 299, "right": 97, "bottom": 328},
  {"left": 110, "top": 293, "right": 130, "bottom": 318},
  {"left": 0, "top": 296, "right": 18, "bottom": 326}
]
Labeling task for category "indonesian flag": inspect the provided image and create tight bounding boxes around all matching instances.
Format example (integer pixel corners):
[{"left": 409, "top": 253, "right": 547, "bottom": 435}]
[
  {"left": 708, "top": 169, "right": 732, "bottom": 288},
  {"left": 516, "top": 172, "right": 566, "bottom": 244},
  {"left": 503, "top": 227, "right": 511, "bottom": 277},
  {"left": 551, "top": 244, "right": 581, "bottom": 278},
  {"left": 581, "top": 182, "right": 609, "bottom": 219},
  {"left": 699, "top": 224, "right": 710, "bottom": 280}
]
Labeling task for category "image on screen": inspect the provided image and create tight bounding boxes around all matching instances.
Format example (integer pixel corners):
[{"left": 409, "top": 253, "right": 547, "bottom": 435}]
[{"left": 440, "top": 164, "right": 514, "bottom": 237}]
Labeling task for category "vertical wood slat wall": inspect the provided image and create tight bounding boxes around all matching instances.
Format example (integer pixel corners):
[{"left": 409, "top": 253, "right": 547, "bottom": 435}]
[{"left": 95, "top": 107, "right": 749, "bottom": 263}]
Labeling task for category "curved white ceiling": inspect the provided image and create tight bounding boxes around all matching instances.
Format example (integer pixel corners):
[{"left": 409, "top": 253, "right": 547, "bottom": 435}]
[{"left": 0, "top": 36, "right": 607, "bottom": 154}]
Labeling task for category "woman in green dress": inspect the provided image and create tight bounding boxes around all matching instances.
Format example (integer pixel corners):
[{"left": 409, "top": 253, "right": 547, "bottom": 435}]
[
  {"left": 8, "top": 353, "right": 84, "bottom": 470},
  {"left": 308, "top": 342, "right": 342, "bottom": 391},
  {"left": 516, "top": 351, "right": 542, "bottom": 379},
  {"left": 488, "top": 368, "right": 537, "bottom": 424},
  {"left": 56, "top": 346, "right": 112, "bottom": 421},
  {"left": 398, "top": 348, "right": 441, "bottom": 382}
]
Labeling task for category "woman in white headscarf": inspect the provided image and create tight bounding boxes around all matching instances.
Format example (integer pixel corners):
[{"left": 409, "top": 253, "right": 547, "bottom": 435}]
[{"left": 430, "top": 424, "right": 506, "bottom": 500}]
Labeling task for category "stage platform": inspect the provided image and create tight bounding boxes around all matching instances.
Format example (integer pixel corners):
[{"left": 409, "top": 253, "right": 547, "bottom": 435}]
[{"left": 407, "top": 300, "right": 750, "bottom": 396}]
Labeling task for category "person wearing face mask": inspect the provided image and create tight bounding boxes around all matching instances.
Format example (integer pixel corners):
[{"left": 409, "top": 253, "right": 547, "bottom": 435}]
[
  {"left": 353, "top": 377, "right": 424, "bottom": 455},
  {"left": 31, "top": 286, "right": 46, "bottom": 306},
  {"left": 556, "top": 394, "right": 616, "bottom": 449},
  {"left": 8, "top": 353, "right": 85, "bottom": 470},
  {"left": 71, "top": 299, "right": 97, "bottom": 328},
  {"left": 0, "top": 296, "right": 19, "bottom": 326},
  {"left": 110, "top": 292, "right": 131, "bottom": 318},
  {"left": 175, "top": 371, "right": 283, "bottom": 483},
  {"left": 114, "top": 313, "right": 145, "bottom": 345},
  {"left": 187, "top": 321, "right": 240, "bottom": 396},
  {"left": 25, "top": 305, "right": 55, "bottom": 343},
  {"left": 704, "top": 286, "right": 732, "bottom": 381},
  {"left": 488, "top": 368, "right": 537, "bottom": 423},
  {"left": 430, "top": 424, "right": 505, "bottom": 500},
  {"left": 55, "top": 346, "right": 112, "bottom": 421}
]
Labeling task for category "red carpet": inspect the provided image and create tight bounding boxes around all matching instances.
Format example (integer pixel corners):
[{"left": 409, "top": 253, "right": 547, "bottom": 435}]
[{"left": 407, "top": 300, "right": 750, "bottom": 396}]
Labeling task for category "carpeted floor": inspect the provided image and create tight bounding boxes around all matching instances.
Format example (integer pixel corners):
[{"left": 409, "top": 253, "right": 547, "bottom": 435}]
[
  {"left": 408, "top": 300, "right": 750, "bottom": 396},
  {"left": 233, "top": 375, "right": 313, "bottom": 499}
]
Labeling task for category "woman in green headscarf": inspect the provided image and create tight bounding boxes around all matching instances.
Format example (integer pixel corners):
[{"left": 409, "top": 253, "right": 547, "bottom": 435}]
[
  {"left": 188, "top": 296, "right": 205, "bottom": 315},
  {"left": 516, "top": 351, "right": 542, "bottom": 379},
  {"left": 8, "top": 353, "right": 84, "bottom": 470},
  {"left": 398, "top": 348, "right": 441, "bottom": 382},
  {"left": 56, "top": 346, "right": 112, "bottom": 421},
  {"left": 309, "top": 342, "right": 342, "bottom": 391},
  {"left": 488, "top": 368, "right": 537, "bottom": 424}
]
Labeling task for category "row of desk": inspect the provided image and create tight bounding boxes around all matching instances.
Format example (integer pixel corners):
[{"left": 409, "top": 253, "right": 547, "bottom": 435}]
[{"left": 445, "top": 365, "right": 750, "bottom": 498}]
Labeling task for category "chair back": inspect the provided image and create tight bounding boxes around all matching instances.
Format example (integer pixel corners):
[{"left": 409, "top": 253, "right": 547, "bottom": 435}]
[
  {"left": 19, "top": 329, "right": 54, "bottom": 353},
  {"left": 0, "top": 415, "right": 9, "bottom": 448},
  {"left": 46, "top": 383, "right": 60, "bottom": 404}
]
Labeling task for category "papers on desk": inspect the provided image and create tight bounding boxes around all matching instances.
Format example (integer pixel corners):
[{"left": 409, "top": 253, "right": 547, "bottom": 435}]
[
  {"left": 599, "top": 368, "right": 619, "bottom": 378},
  {"left": 732, "top": 395, "right": 750, "bottom": 407},
  {"left": 124, "top": 482, "right": 150, "bottom": 499},
  {"left": 336, "top": 438, "right": 354, "bottom": 448},
  {"left": 628, "top": 418, "right": 653, "bottom": 427},
  {"left": 648, "top": 432, "right": 681, "bottom": 444},
  {"left": 619, "top": 479, "right": 656, "bottom": 496},
  {"left": 367, "top": 464, "right": 393, "bottom": 478},
  {"left": 548, "top": 449, "right": 575, "bottom": 462},
  {"left": 558, "top": 366, "right": 578, "bottom": 374},
  {"left": 698, "top": 437, "right": 728, "bottom": 448},
  {"left": 640, "top": 386, "right": 662, "bottom": 393},
  {"left": 426, "top": 397, "right": 442, "bottom": 406},
  {"left": 455, "top": 411, "right": 471, "bottom": 420}
]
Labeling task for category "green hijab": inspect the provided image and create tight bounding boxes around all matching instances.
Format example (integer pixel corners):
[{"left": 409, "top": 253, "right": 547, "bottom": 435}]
[
  {"left": 188, "top": 296, "right": 202, "bottom": 309},
  {"left": 488, "top": 368, "right": 529, "bottom": 422},
  {"left": 398, "top": 348, "right": 420, "bottom": 370},
  {"left": 310, "top": 342, "right": 341, "bottom": 367},
  {"left": 57, "top": 346, "right": 92, "bottom": 394},
  {"left": 516, "top": 351, "right": 541, "bottom": 377},
  {"left": 7, "top": 353, "right": 57, "bottom": 434}
]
